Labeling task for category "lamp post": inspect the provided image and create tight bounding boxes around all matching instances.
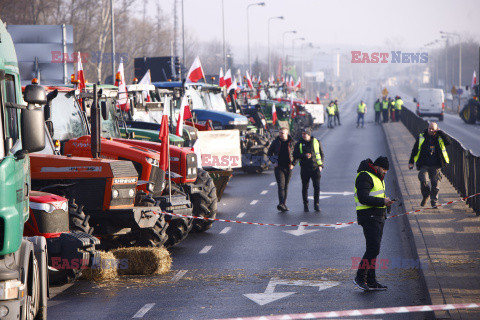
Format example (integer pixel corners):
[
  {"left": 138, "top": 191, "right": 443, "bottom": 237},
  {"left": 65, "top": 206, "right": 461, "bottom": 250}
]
[
  {"left": 441, "top": 31, "right": 461, "bottom": 87},
  {"left": 247, "top": 2, "right": 265, "bottom": 73},
  {"left": 222, "top": 0, "right": 226, "bottom": 71},
  {"left": 282, "top": 30, "right": 296, "bottom": 75},
  {"left": 268, "top": 16, "right": 284, "bottom": 77},
  {"left": 292, "top": 37, "right": 305, "bottom": 67}
]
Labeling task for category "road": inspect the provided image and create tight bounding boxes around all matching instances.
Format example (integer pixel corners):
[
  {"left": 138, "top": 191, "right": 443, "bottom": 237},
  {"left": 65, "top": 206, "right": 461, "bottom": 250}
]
[{"left": 47, "top": 87, "right": 432, "bottom": 320}]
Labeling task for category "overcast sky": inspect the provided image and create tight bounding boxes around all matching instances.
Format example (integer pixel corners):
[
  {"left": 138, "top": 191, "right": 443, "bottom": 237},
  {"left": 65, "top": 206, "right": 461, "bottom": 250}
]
[{"left": 157, "top": 0, "right": 480, "bottom": 62}]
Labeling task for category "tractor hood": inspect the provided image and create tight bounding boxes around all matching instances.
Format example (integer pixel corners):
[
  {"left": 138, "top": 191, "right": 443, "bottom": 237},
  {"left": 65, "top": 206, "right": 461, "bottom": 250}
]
[{"left": 192, "top": 109, "right": 248, "bottom": 131}]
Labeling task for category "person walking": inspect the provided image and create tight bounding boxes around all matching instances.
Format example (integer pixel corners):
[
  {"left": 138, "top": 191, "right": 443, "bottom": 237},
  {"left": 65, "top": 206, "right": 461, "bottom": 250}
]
[
  {"left": 293, "top": 128, "right": 324, "bottom": 212},
  {"left": 326, "top": 102, "right": 335, "bottom": 129},
  {"left": 353, "top": 156, "right": 395, "bottom": 291},
  {"left": 394, "top": 96, "right": 403, "bottom": 122},
  {"left": 382, "top": 96, "right": 389, "bottom": 123},
  {"left": 374, "top": 98, "right": 381, "bottom": 124},
  {"left": 267, "top": 127, "right": 295, "bottom": 212},
  {"left": 408, "top": 122, "right": 451, "bottom": 207},
  {"left": 357, "top": 100, "right": 367, "bottom": 128},
  {"left": 333, "top": 99, "right": 341, "bottom": 126}
]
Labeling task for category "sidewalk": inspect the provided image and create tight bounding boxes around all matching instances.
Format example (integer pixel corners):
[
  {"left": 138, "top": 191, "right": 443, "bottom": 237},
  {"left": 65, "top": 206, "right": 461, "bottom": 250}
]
[{"left": 383, "top": 122, "right": 480, "bottom": 320}]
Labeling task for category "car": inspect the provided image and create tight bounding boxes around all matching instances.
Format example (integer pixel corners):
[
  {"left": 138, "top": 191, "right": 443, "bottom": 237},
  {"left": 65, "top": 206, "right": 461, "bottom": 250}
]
[{"left": 414, "top": 88, "right": 445, "bottom": 121}]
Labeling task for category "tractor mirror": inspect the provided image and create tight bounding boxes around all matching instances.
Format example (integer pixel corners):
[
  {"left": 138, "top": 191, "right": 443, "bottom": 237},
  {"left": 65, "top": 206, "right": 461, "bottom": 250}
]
[
  {"left": 21, "top": 107, "right": 45, "bottom": 152},
  {"left": 24, "top": 84, "right": 47, "bottom": 106},
  {"left": 101, "top": 101, "right": 109, "bottom": 120}
]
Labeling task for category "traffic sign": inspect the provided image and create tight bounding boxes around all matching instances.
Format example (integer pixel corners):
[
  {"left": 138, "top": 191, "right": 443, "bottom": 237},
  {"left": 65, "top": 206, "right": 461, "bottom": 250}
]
[
  {"left": 382, "top": 88, "right": 389, "bottom": 96},
  {"left": 451, "top": 86, "right": 457, "bottom": 95}
]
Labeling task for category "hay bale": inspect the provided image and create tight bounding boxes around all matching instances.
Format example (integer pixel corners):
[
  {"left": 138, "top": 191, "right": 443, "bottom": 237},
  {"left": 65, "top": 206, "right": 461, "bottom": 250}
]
[
  {"left": 112, "top": 247, "right": 172, "bottom": 275},
  {"left": 80, "top": 251, "right": 118, "bottom": 282}
]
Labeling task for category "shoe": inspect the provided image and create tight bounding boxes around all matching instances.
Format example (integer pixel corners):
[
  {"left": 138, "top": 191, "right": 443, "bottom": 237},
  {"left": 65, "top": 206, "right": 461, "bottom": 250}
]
[
  {"left": 420, "top": 195, "right": 429, "bottom": 207},
  {"left": 277, "top": 204, "right": 283, "bottom": 211},
  {"left": 431, "top": 201, "right": 438, "bottom": 208},
  {"left": 367, "top": 281, "right": 387, "bottom": 291},
  {"left": 282, "top": 204, "right": 289, "bottom": 212},
  {"left": 304, "top": 205, "right": 309, "bottom": 212},
  {"left": 353, "top": 277, "right": 370, "bottom": 291},
  {"left": 314, "top": 204, "right": 320, "bottom": 212}
]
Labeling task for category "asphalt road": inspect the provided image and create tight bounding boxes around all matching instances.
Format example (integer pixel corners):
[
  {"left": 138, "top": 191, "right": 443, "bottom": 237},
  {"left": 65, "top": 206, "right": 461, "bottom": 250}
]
[{"left": 47, "top": 87, "right": 433, "bottom": 320}]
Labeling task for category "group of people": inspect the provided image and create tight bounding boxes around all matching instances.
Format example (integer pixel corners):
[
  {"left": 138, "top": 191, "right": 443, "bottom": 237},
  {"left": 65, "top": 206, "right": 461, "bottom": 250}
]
[
  {"left": 373, "top": 96, "right": 403, "bottom": 124},
  {"left": 326, "top": 100, "right": 340, "bottom": 128},
  {"left": 268, "top": 119, "right": 450, "bottom": 292}
]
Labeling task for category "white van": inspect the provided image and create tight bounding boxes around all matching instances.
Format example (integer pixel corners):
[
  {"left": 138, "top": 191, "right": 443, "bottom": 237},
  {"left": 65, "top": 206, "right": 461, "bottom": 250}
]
[{"left": 415, "top": 88, "right": 445, "bottom": 121}]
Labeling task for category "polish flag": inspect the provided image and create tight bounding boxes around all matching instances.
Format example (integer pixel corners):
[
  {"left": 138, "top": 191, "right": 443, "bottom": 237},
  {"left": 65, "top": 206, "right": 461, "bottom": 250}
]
[
  {"left": 138, "top": 69, "right": 152, "bottom": 102},
  {"left": 316, "top": 94, "right": 321, "bottom": 104},
  {"left": 246, "top": 70, "right": 254, "bottom": 89},
  {"left": 115, "top": 59, "right": 129, "bottom": 111},
  {"left": 219, "top": 68, "right": 225, "bottom": 87},
  {"left": 272, "top": 103, "right": 277, "bottom": 125},
  {"left": 176, "top": 96, "right": 190, "bottom": 137},
  {"left": 295, "top": 76, "right": 301, "bottom": 89},
  {"left": 290, "top": 76, "right": 294, "bottom": 88},
  {"left": 290, "top": 95, "right": 296, "bottom": 118},
  {"left": 76, "top": 52, "right": 86, "bottom": 92},
  {"left": 237, "top": 70, "right": 243, "bottom": 87},
  {"left": 472, "top": 70, "right": 477, "bottom": 89},
  {"left": 280, "top": 76, "right": 285, "bottom": 85},
  {"left": 186, "top": 56, "right": 205, "bottom": 83},
  {"left": 225, "top": 69, "right": 233, "bottom": 90},
  {"left": 158, "top": 115, "right": 169, "bottom": 172}
]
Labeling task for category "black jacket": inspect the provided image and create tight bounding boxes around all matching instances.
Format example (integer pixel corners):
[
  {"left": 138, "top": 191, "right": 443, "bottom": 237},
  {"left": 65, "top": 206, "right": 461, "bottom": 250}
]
[
  {"left": 355, "top": 158, "right": 387, "bottom": 222},
  {"left": 408, "top": 129, "right": 451, "bottom": 169},
  {"left": 267, "top": 135, "right": 295, "bottom": 167},
  {"left": 293, "top": 137, "right": 324, "bottom": 170}
]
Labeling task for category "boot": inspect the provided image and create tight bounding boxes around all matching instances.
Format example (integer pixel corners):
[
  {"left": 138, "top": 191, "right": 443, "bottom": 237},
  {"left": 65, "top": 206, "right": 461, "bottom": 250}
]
[
  {"left": 303, "top": 203, "right": 309, "bottom": 212},
  {"left": 314, "top": 203, "right": 320, "bottom": 212}
]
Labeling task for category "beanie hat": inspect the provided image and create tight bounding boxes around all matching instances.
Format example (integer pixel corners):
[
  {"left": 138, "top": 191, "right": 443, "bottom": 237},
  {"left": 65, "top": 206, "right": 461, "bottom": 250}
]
[
  {"left": 373, "top": 156, "right": 389, "bottom": 170},
  {"left": 302, "top": 128, "right": 312, "bottom": 135}
]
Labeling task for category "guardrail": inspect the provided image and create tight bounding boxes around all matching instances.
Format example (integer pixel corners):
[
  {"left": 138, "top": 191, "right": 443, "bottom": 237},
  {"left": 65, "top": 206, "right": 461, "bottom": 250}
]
[{"left": 400, "top": 107, "right": 480, "bottom": 215}]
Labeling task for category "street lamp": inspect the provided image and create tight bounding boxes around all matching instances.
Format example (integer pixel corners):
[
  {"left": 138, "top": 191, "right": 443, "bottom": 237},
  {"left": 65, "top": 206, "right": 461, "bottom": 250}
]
[
  {"left": 441, "top": 31, "right": 461, "bottom": 87},
  {"left": 292, "top": 37, "right": 305, "bottom": 66},
  {"left": 247, "top": 2, "right": 265, "bottom": 73},
  {"left": 282, "top": 30, "right": 296, "bottom": 75},
  {"left": 222, "top": 0, "right": 226, "bottom": 71},
  {"left": 268, "top": 16, "right": 284, "bottom": 77}
]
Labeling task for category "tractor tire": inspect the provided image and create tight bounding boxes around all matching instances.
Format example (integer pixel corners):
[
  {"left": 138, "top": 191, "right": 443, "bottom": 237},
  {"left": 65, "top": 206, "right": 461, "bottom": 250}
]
[
  {"left": 190, "top": 169, "right": 218, "bottom": 233},
  {"left": 68, "top": 199, "right": 93, "bottom": 235},
  {"left": 133, "top": 215, "right": 169, "bottom": 247},
  {"left": 163, "top": 183, "right": 193, "bottom": 248},
  {"left": 461, "top": 102, "right": 478, "bottom": 124}
]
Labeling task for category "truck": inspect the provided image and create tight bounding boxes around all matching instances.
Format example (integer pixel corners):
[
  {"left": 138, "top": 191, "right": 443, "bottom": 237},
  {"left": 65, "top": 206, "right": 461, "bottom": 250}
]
[{"left": 0, "top": 19, "right": 48, "bottom": 319}]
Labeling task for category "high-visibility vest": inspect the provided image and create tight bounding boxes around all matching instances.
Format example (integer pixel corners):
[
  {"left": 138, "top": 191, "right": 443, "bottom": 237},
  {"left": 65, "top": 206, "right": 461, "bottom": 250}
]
[
  {"left": 395, "top": 99, "right": 403, "bottom": 110},
  {"left": 358, "top": 103, "right": 366, "bottom": 113},
  {"left": 382, "top": 100, "right": 389, "bottom": 109},
  {"left": 327, "top": 105, "right": 335, "bottom": 116},
  {"left": 374, "top": 102, "right": 381, "bottom": 111},
  {"left": 413, "top": 133, "right": 450, "bottom": 164},
  {"left": 354, "top": 171, "right": 386, "bottom": 210},
  {"left": 299, "top": 138, "right": 323, "bottom": 166}
]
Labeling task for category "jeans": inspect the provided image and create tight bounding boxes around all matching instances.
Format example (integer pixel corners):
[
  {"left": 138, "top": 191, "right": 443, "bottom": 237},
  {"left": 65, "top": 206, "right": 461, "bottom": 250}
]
[
  {"left": 395, "top": 109, "right": 401, "bottom": 122},
  {"left": 418, "top": 166, "right": 442, "bottom": 203},
  {"left": 356, "top": 217, "right": 385, "bottom": 282},
  {"left": 274, "top": 166, "right": 292, "bottom": 205},
  {"left": 301, "top": 167, "right": 321, "bottom": 205},
  {"left": 357, "top": 113, "right": 365, "bottom": 127},
  {"left": 328, "top": 115, "right": 334, "bottom": 128},
  {"left": 375, "top": 111, "right": 381, "bottom": 123},
  {"left": 382, "top": 109, "right": 389, "bottom": 122},
  {"left": 334, "top": 113, "right": 341, "bottom": 125}
]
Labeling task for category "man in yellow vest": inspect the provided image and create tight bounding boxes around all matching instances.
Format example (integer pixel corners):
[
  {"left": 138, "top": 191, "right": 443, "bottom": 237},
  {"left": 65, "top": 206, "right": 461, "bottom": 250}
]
[
  {"left": 326, "top": 101, "right": 335, "bottom": 128},
  {"left": 293, "top": 128, "right": 324, "bottom": 212},
  {"left": 333, "top": 99, "right": 341, "bottom": 126},
  {"left": 381, "top": 96, "right": 389, "bottom": 123},
  {"left": 394, "top": 96, "right": 403, "bottom": 122},
  {"left": 408, "top": 122, "right": 451, "bottom": 207},
  {"left": 357, "top": 100, "right": 366, "bottom": 128},
  {"left": 353, "top": 156, "right": 395, "bottom": 291}
]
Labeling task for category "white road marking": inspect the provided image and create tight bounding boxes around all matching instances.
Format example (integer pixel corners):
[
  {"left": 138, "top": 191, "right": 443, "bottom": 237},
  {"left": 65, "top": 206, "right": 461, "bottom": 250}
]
[
  {"left": 270, "top": 182, "right": 276, "bottom": 186},
  {"left": 199, "top": 245, "right": 212, "bottom": 254},
  {"left": 132, "top": 303, "right": 155, "bottom": 318},
  {"left": 220, "top": 227, "right": 231, "bottom": 234},
  {"left": 237, "top": 212, "right": 246, "bottom": 218},
  {"left": 171, "top": 270, "right": 188, "bottom": 283},
  {"left": 250, "top": 200, "right": 258, "bottom": 205},
  {"left": 283, "top": 222, "right": 320, "bottom": 236},
  {"left": 261, "top": 190, "right": 268, "bottom": 195}
]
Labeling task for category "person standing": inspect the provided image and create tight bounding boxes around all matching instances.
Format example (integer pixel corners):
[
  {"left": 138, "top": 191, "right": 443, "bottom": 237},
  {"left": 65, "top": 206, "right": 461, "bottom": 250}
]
[
  {"left": 389, "top": 97, "right": 396, "bottom": 122},
  {"left": 353, "top": 156, "right": 395, "bottom": 291},
  {"left": 357, "top": 100, "right": 366, "bottom": 128},
  {"left": 382, "top": 96, "right": 389, "bottom": 123},
  {"left": 326, "top": 102, "right": 335, "bottom": 129},
  {"left": 408, "top": 122, "right": 450, "bottom": 207},
  {"left": 374, "top": 98, "right": 381, "bottom": 124},
  {"left": 293, "top": 128, "right": 324, "bottom": 212},
  {"left": 394, "top": 96, "right": 403, "bottom": 122},
  {"left": 334, "top": 99, "right": 341, "bottom": 126},
  {"left": 267, "top": 127, "right": 295, "bottom": 212}
]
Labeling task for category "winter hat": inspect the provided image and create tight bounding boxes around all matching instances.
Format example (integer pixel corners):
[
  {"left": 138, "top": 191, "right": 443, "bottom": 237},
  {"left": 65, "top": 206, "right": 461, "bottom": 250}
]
[
  {"left": 373, "top": 156, "right": 389, "bottom": 170},
  {"left": 302, "top": 128, "right": 312, "bottom": 135}
]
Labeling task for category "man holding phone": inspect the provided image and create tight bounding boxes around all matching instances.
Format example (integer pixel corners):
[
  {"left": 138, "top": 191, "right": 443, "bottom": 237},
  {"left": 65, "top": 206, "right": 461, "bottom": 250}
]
[{"left": 353, "top": 156, "right": 395, "bottom": 291}]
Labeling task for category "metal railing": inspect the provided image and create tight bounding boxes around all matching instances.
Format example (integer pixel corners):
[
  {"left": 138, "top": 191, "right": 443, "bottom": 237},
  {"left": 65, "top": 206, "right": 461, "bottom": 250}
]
[{"left": 401, "top": 107, "right": 480, "bottom": 215}]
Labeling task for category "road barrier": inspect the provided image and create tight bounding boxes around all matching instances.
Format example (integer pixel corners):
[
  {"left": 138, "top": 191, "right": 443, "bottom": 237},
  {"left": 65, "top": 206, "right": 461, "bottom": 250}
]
[{"left": 401, "top": 107, "right": 480, "bottom": 215}]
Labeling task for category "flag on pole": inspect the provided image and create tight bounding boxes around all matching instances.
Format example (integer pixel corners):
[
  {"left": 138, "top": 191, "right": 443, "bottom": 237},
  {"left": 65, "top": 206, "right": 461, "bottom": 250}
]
[
  {"left": 115, "top": 58, "right": 129, "bottom": 111},
  {"left": 237, "top": 69, "right": 243, "bottom": 87},
  {"left": 295, "top": 76, "right": 301, "bottom": 90},
  {"left": 76, "top": 52, "right": 86, "bottom": 92},
  {"left": 176, "top": 96, "right": 190, "bottom": 137},
  {"left": 472, "top": 70, "right": 477, "bottom": 89},
  {"left": 246, "top": 70, "right": 254, "bottom": 89},
  {"left": 159, "top": 115, "right": 170, "bottom": 172},
  {"left": 219, "top": 68, "right": 225, "bottom": 87},
  {"left": 138, "top": 69, "right": 152, "bottom": 102},
  {"left": 316, "top": 93, "right": 321, "bottom": 104},
  {"left": 225, "top": 69, "right": 233, "bottom": 91},
  {"left": 186, "top": 56, "right": 205, "bottom": 83},
  {"left": 290, "top": 95, "right": 296, "bottom": 118},
  {"left": 290, "top": 76, "right": 294, "bottom": 87},
  {"left": 272, "top": 103, "right": 277, "bottom": 125}
]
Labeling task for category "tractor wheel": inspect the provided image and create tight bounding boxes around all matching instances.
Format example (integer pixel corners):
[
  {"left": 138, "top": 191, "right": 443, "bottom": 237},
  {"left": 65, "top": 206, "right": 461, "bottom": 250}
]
[
  {"left": 134, "top": 215, "right": 169, "bottom": 247},
  {"left": 69, "top": 199, "right": 93, "bottom": 234},
  {"left": 190, "top": 169, "right": 218, "bottom": 233},
  {"left": 163, "top": 183, "right": 193, "bottom": 248},
  {"left": 461, "top": 102, "right": 477, "bottom": 124}
]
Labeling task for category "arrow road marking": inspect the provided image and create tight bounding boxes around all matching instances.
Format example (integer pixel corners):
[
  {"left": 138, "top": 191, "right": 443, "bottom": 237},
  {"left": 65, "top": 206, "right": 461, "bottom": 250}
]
[
  {"left": 244, "top": 277, "right": 340, "bottom": 306},
  {"left": 283, "top": 221, "right": 319, "bottom": 236},
  {"left": 324, "top": 223, "right": 352, "bottom": 229},
  {"left": 308, "top": 195, "right": 331, "bottom": 200}
]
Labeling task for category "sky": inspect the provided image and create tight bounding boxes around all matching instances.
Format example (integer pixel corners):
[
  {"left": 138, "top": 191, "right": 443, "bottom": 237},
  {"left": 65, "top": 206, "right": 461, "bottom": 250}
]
[{"left": 156, "top": 0, "right": 480, "bottom": 63}]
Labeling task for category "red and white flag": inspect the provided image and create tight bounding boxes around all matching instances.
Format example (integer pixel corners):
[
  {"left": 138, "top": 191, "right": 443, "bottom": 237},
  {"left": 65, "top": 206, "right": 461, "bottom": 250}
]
[
  {"left": 115, "top": 59, "right": 129, "bottom": 111},
  {"left": 316, "top": 93, "right": 321, "bottom": 104},
  {"left": 246, "top": 70, "right": 254, "bottom": 89},
  {"left": 237, "top": 70, "right": 243, "bottom": 87},
  {"left": 138, "top": 69, "right": 152, "bottom": 102},
  {"left": 272, "top": 103, "right": 277, "bottom": 125},
  {"left": 225, "top": 69, "right": 232, "bottom": 90},
  {"left": 295, "top": 76, "right": 301, "bottom": 90},
  {"left": 176, "top": 96, "right": 191, "bottom": 137},
  {"left": 76, "top": 52, "right": 86, "bottom": 92},
  {"left": 280, "top": 76, "right": 285, "bottom": 85},
  {"left": 472, "top": 70, "right": 477, "bottom": 89},
  {"left": 219, "top": 68, "right": 225, "bottom": 87},
  {"left": 159, "top": 115, "right": 169, "bottom": 172},
  {"left": 186, "top": 56, "right": 205, "bottom": 83},
  {"left": 290, "top": 76, "right": 294, "bottom": 87}
]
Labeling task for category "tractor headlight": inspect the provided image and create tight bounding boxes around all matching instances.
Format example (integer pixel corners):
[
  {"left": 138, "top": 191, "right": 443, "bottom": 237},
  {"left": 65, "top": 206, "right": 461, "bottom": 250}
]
[
  {"left": 112, "top": 189, "right": 120, "bottom": 199},
  {"left": 29, "top": 202, "right": 55, "bottom": 213},
  {"left": 128, "top": 189, "right": 135, "bottom": 197},
  {"left": 0, "top": 280, "right": 24, "bottom": 300},
  {"left": 60, "top": 201, "right": 68, "bottom": 212},
  {"left": 145, "top": 157, "right": 159, "bottom": 167}
]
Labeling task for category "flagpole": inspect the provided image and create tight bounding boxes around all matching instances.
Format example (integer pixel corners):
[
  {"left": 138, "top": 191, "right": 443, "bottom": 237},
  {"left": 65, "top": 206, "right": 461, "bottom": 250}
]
[{"left": 167, "top": 129, "right": 171, "bottom": 202}]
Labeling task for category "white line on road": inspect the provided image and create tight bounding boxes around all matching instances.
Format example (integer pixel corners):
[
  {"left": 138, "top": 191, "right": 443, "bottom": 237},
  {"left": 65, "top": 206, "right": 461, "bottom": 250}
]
[
  {"left": 270, "top": 182, "right": 276, "bottom": 186},
  {"left": 171, "top": 270, "right": 188, "bottom": 283},
  {"left": 250, "top": 200, "right": 258, "bottom": 205},
  {"left": 237, "top": 212, "right": 246, "bottom": 218},
  {"left": 261, "top": 190, "right": 268, "bottom": 195},
  {"left": 199, "top": 245, "right": 212, "bottom": 254},
  {"left": 220, "top": 227, "right": 231, "bottom": 234},
  {"left": 132, "top": 303, "right": 155, "bottom": 318}
]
